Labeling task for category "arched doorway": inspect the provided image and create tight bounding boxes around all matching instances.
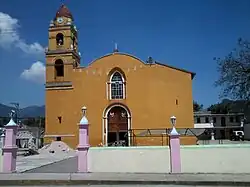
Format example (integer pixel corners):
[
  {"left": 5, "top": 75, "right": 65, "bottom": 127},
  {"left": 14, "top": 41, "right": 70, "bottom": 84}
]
[{"left": 103, "top": 104, "right": 131, "bottom": 146}]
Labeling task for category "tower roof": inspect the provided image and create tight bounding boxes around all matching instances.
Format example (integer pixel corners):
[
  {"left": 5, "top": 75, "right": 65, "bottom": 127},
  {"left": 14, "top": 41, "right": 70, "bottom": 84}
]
[{"left": 55, "top": 4, "right": 73, "bottom": 20}]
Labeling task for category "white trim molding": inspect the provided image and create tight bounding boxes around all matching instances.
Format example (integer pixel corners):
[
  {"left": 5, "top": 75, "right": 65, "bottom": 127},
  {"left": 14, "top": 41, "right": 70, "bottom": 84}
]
[{"left": 107, "top": 71, "right": 126, "bottom": 100}]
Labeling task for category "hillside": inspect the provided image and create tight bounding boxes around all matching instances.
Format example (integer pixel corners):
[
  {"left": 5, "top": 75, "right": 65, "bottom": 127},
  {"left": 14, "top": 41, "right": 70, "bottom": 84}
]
[{"left": 0, "top": 103, "right": 45, "bottom": 117}]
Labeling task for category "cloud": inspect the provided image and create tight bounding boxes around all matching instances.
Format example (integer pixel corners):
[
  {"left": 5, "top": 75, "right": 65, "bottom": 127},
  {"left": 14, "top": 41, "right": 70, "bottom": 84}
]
[
  {"left": 0, "top": 12, "right": 44, "bottom": 55},
  {"left": 20, "top": 61, "right": 45, "bottom": 84}
]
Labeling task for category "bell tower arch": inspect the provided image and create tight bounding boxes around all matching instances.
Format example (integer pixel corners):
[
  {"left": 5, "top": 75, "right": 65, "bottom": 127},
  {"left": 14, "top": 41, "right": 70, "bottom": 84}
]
[{"left": 45, "top": 4, "right": 80, "bottom": 87}]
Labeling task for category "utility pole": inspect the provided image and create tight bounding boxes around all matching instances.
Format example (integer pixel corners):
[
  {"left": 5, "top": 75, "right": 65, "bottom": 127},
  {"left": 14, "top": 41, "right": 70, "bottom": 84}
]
[{"left": 10, "top": 102, "right": 20, "bottom": 124}]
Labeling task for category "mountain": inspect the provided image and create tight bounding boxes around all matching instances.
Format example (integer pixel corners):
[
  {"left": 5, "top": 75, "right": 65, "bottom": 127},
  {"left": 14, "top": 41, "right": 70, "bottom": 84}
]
[
  {"left": 0, "top": 104, "right": 45, "bottom": 117},
  {"left": 20, "top": 105, "right": 45, "bottom": 117},
  {"left": 0, "top": 104, "right": 14, "bottom": 117}
]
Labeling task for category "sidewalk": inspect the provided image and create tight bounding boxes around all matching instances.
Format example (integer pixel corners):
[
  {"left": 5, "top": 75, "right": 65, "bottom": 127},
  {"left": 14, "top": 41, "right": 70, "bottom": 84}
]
[{"left": 0, "top": 173, "right": 249, "bottom": 186}]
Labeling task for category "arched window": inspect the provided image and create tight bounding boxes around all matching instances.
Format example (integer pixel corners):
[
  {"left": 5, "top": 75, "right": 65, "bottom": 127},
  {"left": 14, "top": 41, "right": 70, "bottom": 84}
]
[
  {"left": 56, "top": 33, "right": 64, "bottom": 46},
  {"left": 110, "top": 72, "right": 125, "bottom": 99},
  {"left": 55, "top": 59, "right": 64, "bottom": 77}
]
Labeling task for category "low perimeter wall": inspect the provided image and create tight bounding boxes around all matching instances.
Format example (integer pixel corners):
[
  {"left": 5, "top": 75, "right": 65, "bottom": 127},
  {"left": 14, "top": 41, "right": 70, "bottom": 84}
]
[
  {"left": 88, "top": 146, "right": 170, "bottom": 173},
  {"left": 87, "top": 144, "right": 250, "bottom": 173}
]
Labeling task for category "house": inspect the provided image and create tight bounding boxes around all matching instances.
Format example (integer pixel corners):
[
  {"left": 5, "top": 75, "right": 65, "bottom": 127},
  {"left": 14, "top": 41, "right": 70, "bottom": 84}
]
[{"left": 194, "top": 111, "right": 244, "bottom": 139}]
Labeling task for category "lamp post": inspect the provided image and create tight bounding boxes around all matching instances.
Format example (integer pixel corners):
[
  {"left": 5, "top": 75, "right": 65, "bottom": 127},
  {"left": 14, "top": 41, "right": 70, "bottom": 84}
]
[
  {"left": 10, "top": 103, "right": 20, "bottom": 123},
  {"left": 169, "top": 115, "right": 181, "bottom": 173},
  {"left": 209, "top": 119, "right": 215, "bottom": 140},
  {"left": 170, "top": 116, "right": 179, "bottom": 135}
]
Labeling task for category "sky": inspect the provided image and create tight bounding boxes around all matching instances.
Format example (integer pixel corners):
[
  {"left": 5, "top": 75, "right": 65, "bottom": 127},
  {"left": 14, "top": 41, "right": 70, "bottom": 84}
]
[{"left": 1, "top": 0, "right": 250, "bottom": 108}]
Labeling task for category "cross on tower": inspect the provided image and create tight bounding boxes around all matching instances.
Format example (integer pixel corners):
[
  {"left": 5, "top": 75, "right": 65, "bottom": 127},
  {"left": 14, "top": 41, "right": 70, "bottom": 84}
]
[{"left": 113, "top": 42, "right": 119, "bottom": 53}]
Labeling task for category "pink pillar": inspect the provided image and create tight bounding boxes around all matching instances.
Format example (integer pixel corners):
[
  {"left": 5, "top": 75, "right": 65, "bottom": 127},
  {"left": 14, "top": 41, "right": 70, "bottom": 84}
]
[
  {"left": 2, "top": 117, "right": 18, "bottom": 173},
  {"left": 77, "top": 106, "right": 90, "bottom": 173},
  {"left": 169, "top": 127, "right": 181, "bottom": 173}
]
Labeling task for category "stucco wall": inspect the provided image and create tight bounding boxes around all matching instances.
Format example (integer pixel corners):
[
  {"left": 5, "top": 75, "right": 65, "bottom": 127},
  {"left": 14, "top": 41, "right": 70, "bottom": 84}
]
[
  {"left": 181, "top": 144, "right": 250, "bottom": 173},
  {"left": 45, "top": 53, "right": 194, "bottom": 148},
  {"left": 87, "top": 144, "right": 250, "bottom": 173},
  {"left": 88, "top": 146, "right": 170, "bottom": 173}
]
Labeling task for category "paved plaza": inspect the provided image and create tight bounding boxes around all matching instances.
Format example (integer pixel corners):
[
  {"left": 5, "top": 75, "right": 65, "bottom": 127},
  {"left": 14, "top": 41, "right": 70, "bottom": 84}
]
[
  {"left": 16, "top": 152, "right": 76, "bottom": 173},
  {"left": 25, "top": 156, "right": 78, "bottom": 173}
]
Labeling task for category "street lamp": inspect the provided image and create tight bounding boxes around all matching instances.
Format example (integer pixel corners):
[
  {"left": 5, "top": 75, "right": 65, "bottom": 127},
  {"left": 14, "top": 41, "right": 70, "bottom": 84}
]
[
  {"left": 170, "top": 116, "right": 176, "bottom": 127},
  {"left": 170, "top": 116, "right": 179, "bottom": 135},
  {"left": 82, "top": 106, "right": 87, "bottom": 116},
  {"left": 10, "top": 102, "right": 20, "bottom": 123},
  {"left": 80, "top": 106, "right": 88, "bottom": 125}
]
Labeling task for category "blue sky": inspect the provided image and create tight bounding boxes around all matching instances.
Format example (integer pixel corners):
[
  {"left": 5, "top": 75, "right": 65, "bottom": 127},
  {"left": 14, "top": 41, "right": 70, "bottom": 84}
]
[{"left": 1, "top": 0, "right": 250, "bottom": 108}]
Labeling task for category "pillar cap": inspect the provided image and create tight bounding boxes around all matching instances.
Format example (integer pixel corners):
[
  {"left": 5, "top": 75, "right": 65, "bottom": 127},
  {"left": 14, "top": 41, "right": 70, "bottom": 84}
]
[
  {"left": 80, "top": 116, "right": 88, "bottom": 125},
  {"left": 5, "top": 110, "right": 17, "bottom": 127},
  {"left": 170, "top": 127, "right": 179, "bottom": 136}
]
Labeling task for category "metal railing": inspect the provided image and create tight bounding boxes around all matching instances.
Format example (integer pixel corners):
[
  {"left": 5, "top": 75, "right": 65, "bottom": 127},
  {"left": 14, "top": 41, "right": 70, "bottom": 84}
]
[{"left": 105, "top": 126, "right": 247, "bottom": 147}]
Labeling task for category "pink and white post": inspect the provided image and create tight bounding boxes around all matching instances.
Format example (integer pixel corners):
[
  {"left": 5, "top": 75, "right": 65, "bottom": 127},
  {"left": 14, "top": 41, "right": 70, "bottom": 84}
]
[
  {"left": 169, "top": 116, "right": 181, "bottom": 173},
  {"left": 77, "top": 106, "right": 90, "bottom": 173},
  {"left": 2, "top": 111, "right": 18, "bottom": 173}
]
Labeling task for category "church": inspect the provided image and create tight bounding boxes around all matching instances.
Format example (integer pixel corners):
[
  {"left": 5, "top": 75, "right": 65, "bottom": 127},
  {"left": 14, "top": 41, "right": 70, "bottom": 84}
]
[{"left": 45, "top": 4, "right": 196, "bottom": 148}]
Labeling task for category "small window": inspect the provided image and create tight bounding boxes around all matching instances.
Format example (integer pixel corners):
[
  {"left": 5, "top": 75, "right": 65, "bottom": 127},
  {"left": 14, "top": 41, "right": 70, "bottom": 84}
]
[
  {"left": 110, "top": 72, "right": 125, "bottom": 99},
  {"left": 213, "top": 117, "right": 216, "bottom": 123},
  {"left": 205, "top": 117, "right": 209, "bottom": 123},
  {"left": 56, "top": 33, "right": 64, "bottom": 46},
  {"left": 235, "top": 116, "right": 240, "bottom": 122},
  {"left": 58, "top": 116, "right": 62, "bottom": 123},
  {"left": 196, "top": 117, "right": 201, "bottom": 123},
  {"left": 230, "top": 116, "right": 234, "bottom": 123},
  {"left": 55, "top": 59, "right": 64, "bottom": 77}
]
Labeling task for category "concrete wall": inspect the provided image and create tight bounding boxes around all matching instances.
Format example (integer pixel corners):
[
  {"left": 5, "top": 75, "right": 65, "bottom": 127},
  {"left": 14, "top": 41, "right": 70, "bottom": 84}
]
[
  {"left": 88, "top": 144, "right": 250, "bottom": 173},
  {"left": 88, "top": 146, "right": 170, "bottom": 173},
  {"left": 181, "top": 144, "right": 250, "bottom": 173}
]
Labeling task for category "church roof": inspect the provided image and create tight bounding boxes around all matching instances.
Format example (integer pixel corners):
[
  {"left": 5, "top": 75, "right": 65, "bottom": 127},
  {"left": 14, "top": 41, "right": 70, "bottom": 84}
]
[
  {"left": 155, "top": 61, "right": 196, "bottom": 79},
  {"left": 88, "top": 52, "right": 196, "bottom": 79},
  {"left": 55, "top": 4, "right": 73, "bottom": 20}
]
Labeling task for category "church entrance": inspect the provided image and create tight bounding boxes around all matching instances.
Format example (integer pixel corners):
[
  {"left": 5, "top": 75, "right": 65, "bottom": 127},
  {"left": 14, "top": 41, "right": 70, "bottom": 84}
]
[{"left": 106, "top": 106, "right": 129, "bottom": 146}]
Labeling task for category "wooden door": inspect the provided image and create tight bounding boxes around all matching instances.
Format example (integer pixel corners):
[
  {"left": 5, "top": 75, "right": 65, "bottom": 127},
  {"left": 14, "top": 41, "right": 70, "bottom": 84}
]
[{"left": 108, "top": 107, "right": 128, "bottom": 132}]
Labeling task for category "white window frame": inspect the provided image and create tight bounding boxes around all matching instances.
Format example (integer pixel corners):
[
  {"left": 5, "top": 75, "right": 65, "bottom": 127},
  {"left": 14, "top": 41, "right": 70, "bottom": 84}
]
[{"left": 107, "top": 71, "right": 126, "bottom": 100}]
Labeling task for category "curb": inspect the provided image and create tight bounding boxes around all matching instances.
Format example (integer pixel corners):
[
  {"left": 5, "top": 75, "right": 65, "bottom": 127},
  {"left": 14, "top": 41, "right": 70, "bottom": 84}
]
[{"left": 0, "top": 180, "right": 249, "bottom": 186}]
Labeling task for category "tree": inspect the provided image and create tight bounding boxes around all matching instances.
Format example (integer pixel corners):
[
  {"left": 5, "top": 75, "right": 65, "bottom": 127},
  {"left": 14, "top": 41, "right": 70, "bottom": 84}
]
[
  {"left": 207, "top": 99, "right": 231, "bottom": 114},
  {"left": 207, "top": 99, "right": 248, "bottom": 114},
  {"left": 214, "top": 38, "right": 250, "bottom": 100},
  {"left": 193, "top": 101, "right": 203, "bottom": 112}
]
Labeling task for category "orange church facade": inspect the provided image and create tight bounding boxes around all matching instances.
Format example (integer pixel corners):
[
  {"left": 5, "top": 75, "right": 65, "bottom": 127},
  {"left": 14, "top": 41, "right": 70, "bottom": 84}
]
[{"left": 45, "top": 5, "right": 196, "bottom": 148}]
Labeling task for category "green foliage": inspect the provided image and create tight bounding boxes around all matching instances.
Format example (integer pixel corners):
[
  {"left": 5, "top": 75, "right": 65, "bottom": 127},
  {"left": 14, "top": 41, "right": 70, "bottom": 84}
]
[
  {"left": 214, "top": 38, "right": 250, "bottom": 100},
  {"left": 0, "top": 117, "right": 45, "bottom": 128},
  {"left": 207, "top": 99, "right": 247, "bottom": 114},
  {"left": 193, "top": 101, "right": 203, "bottom": 112},
  {"left": 21, "top": 117, "right": 45, "bottom": 128}
]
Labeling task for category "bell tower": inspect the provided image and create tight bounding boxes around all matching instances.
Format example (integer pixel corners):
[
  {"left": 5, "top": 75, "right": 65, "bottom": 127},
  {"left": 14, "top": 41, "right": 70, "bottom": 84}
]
[{"left": 45, "top": 4, "right": 80, "bottom": 88}]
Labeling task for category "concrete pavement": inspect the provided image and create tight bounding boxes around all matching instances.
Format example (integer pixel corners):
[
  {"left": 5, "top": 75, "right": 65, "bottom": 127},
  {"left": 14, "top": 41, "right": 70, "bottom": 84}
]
[
  {"left": 0, "top": 184, "right": 240, "bottom": 187},
  {"left": 25, "top": 156, "right": 78, "bottom": 173},
  {"left": 15, "top": 151, "right": 77, "bottom": 173},
  {"left": 0, "top": 173, "right": 249, "bottom": 186}
]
